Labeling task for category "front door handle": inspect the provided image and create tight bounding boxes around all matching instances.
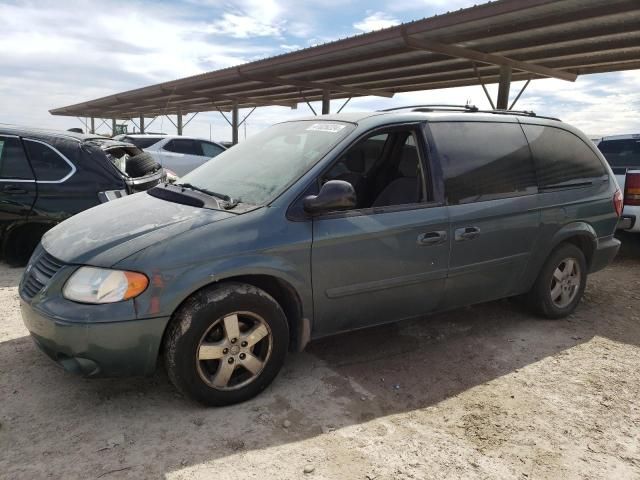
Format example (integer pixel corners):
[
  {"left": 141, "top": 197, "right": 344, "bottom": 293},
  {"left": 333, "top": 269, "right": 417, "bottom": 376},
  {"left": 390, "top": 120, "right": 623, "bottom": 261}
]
[
  {"left": 417, "top": 231, "right": 447, "bottom": 246},
  {"left": 2, "top": 185, "right": 27, "bottom": 195},
  {"left": 455, "top": 226, "right": 481, "bottom": 241}
]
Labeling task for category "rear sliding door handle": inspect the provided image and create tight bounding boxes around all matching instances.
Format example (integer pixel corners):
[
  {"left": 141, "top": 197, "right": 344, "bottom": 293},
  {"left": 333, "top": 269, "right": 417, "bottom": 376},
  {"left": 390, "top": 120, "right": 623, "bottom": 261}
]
[
  {"left": 455, "top": 226, "right": 481, "bottom": 241},
  {"left": 417, "top": 231, "right": 447, "bottom": 246}
]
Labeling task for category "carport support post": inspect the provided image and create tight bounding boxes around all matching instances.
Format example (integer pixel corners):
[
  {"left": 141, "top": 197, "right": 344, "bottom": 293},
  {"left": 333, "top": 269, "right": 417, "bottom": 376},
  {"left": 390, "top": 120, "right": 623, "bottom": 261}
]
[
  {"left": 322, "top": 90, "right": 330, "bottom": 115},
  {"left": 177, "top": 112, "right": 183, "bottom": 136},
  {"left": 111, "top": 118, "right": 116, "bottom": 137},
  {"left": 496, "top": 65, "right": 512, "bottom": 110},
  {"left": 90, "top": 117, "right": 95, "bottom": 134},
  {"left": 232, "top": 103, "right": 239, "bottom": 145},
  {"left": 139, "top": 116, "right": 145, "bottom": 134}
]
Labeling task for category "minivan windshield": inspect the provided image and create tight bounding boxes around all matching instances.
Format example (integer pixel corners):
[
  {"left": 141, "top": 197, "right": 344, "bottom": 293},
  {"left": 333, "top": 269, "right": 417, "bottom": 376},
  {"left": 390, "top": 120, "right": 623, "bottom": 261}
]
[{"left": 179, "top": 121, "right": 354, "bottom": 205}]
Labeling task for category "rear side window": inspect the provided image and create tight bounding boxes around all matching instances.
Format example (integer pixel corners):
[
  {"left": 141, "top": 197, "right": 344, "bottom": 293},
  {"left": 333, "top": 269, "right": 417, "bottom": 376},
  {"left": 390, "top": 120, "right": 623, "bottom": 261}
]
[
  {"left": 522, "top": 125, "right": 606, "bottom": 188},
  {"left": 0, "top": 136, "right": 34, "bottom": 180},
  {"left": 200, "top": 141, "right": 225, "bottom": 158},
  {"left": 23, "top": 140, "right": 73, "bottom": 181},
  {"left": 164, "top": 139, "right": 203, "bottom": 156},
  {"left": 429, "top": 122, "right": 537, "bottom": 205},
  {"left": 125, "top": 136, "right": 163, "bottom": 149},
  {"left": 597, "top": 138, "right": 640, "bottom": 169}
]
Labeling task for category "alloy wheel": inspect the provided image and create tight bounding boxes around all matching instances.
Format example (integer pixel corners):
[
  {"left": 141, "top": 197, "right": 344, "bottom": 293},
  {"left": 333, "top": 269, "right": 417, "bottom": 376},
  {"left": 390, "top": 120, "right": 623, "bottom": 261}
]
[
  {"left": 196, "top": 311, "right": 272, "bottom": 390},
  {"left": 550, "top": 257, "right": 581, "bottom": 309}
]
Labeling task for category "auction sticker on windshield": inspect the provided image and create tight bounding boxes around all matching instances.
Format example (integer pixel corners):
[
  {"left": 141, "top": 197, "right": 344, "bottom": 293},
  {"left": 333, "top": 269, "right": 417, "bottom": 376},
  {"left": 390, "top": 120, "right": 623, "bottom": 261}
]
[{"left": 306, "top": 123, "right": 346, "bottom": 133}]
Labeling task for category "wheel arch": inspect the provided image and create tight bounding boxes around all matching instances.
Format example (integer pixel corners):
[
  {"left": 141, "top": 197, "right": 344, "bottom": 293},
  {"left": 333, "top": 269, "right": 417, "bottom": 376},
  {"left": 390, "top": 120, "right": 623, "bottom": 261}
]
[
  {"left": 221, "top": 274, "right": 309, "bottom": 353},
  {"left": 521, "top": 221, "right": 598, "bottom": 292},
  {"left": 549, "top": 222, "right": 597, "bottom": 269},
  {"left": 161, "top": 273, "right": 310, "bottom": 357}
]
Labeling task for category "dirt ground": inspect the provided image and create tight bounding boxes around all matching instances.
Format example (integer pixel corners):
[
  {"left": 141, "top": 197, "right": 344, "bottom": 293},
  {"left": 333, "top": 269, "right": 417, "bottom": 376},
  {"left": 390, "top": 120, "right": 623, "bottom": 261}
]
[{"left": 1, "top": 236, "right": 640, "bottom": 480}]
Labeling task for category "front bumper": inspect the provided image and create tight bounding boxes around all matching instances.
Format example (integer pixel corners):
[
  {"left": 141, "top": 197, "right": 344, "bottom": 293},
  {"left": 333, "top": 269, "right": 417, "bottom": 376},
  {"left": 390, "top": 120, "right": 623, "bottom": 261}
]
[
  {"left": 21, "top": 299, "right": 171, "bottom": 377},
  {"left": 589, "top": 235, "right": 621, "bottom": 273}
]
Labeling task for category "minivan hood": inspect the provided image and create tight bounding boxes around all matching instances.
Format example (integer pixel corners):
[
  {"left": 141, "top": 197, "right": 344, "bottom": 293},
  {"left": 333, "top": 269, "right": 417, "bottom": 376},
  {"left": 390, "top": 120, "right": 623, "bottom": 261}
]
[{"left": 42, "top": 192, "right": 234, "bottom": 266}]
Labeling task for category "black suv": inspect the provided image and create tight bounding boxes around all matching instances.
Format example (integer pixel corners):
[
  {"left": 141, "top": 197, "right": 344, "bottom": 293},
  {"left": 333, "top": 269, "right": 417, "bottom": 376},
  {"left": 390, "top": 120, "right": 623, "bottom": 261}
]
[{"left": 0, "top": 126, "right": 165, "bottom": 264}]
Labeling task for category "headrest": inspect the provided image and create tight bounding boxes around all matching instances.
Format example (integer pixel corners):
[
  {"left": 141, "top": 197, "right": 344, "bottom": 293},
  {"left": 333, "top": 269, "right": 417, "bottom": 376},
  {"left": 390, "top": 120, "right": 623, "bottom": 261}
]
[
  {"left": 398, "top": 147, "right": 419, "bottom": 177},
  {"left": 344, "top": 149, "right": 365, "bottom": 173}
]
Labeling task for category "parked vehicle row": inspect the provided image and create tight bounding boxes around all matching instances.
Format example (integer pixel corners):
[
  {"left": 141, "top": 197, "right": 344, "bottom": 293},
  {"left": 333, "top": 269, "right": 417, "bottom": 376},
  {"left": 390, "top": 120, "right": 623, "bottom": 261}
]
[
  {"left": 596, "top": 134, "right": 640, "bottom": 233},
  {"left": 0, "top": 126, "right": 165, "bottom": 264},
  {"left": 20, "top": 107, "right": 621, "bottom": 406},
  {"left": 114, "top": 134, "right": 226, "bottom": 177}
]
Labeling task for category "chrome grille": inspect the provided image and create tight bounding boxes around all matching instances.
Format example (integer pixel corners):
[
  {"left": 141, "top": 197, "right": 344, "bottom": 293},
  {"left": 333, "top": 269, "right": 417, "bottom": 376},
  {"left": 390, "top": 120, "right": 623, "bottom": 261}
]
[{"left": 20, "top": 249, "right": 65, "bottom": 300}]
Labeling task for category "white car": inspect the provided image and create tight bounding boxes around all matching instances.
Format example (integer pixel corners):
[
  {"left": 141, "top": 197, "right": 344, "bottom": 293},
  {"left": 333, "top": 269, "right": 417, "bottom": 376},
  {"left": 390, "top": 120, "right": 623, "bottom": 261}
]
[
  {"left": 597, "top": 134, "right": 640, "bottom": 232},
  {"left": 114, "top": 135, "right": 226, "bottom": 177}
]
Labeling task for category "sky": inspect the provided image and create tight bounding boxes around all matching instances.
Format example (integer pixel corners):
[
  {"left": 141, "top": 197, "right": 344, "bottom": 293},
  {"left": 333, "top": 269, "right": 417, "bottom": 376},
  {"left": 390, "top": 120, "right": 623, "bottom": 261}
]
[{"left": 1, "top": 0, "right": 638, "bottom": 141}]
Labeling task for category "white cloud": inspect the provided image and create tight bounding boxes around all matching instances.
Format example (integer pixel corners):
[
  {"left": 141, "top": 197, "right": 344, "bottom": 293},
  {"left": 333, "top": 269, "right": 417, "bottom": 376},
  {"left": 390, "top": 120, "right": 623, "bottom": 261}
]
[
  {"left": 206, "top": 0, "right": 285, "bottom": 38},
  {"left": 0, "top": 0, "right": 638, "bottom": 143},
  {"left": 280, "top": 44, "right": 302, "bottom": 51},
  {"left": 0, "top": 0, "right": 277, "bottom": 134},
  {"left": 207, "top": 13, "right": 283, "bottom": 38},
  {"left": 353, "top": 11, "right": 400, "bottom": 32}
]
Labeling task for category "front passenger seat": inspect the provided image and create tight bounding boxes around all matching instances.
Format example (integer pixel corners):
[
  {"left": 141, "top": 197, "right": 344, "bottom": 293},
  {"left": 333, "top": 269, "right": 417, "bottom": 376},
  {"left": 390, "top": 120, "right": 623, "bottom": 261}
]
[{"left": 372, "top": 148, "right": 420, "bottom": 207}]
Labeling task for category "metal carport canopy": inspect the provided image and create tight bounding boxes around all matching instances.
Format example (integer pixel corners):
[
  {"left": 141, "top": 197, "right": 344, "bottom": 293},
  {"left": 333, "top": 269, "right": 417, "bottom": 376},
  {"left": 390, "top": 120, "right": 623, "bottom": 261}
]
[{"left": 50, "top": 0, "right": 640, "bottom": 126}]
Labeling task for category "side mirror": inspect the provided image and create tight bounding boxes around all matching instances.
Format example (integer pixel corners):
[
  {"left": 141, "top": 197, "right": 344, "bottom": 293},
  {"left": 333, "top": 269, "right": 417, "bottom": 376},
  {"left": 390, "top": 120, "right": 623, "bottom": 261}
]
[{"left": 303, "top": 180, "right": 356, "bottom": 215}]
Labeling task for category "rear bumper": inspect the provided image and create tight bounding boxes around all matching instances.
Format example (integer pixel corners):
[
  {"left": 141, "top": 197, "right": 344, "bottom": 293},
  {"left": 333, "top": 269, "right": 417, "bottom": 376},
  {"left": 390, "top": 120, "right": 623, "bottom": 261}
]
[
  {"left": 126, "top": 169, "right": 166, "bottom": 192},
  {"left": 589, "top": 235, "right": 621, "bottom": 273},
  {"left": 618, "top": 215, "right": 635, "bottom": 230},
  {"left": 21, "top": 299, "right": 170, "bottom": 377},
  {"left": 617, "top": 205, "right": 640, "bottom": 232}
]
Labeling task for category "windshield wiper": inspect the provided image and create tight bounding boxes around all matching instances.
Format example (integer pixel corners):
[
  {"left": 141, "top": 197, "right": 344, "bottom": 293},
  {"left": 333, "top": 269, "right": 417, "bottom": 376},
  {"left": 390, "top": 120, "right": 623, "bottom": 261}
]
[{"left": 176, "top": 183, "right": 238, "bottom": 209}]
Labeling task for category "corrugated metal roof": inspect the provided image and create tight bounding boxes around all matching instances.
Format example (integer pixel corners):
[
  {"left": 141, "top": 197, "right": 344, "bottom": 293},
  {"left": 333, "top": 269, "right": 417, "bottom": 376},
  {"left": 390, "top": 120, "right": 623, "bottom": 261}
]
[{"left": 50, "top": 0, "right": 640, "bottom": 119}]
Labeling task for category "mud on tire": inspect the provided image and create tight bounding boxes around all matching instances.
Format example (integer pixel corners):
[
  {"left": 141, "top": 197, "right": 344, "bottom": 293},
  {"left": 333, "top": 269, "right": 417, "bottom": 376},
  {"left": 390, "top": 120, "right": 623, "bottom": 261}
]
[{"left": 164, "top": 282, "right": 289, "bottom": 406}]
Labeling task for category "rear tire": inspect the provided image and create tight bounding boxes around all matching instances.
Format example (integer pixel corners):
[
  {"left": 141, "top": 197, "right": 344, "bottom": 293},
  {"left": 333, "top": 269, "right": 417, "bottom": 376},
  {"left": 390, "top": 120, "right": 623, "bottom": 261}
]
[
  {"left": 164, "top": 282, "right": 289, "bottom": 406},
  {"left": 526, "top": 243, "right": 587, "bottom": 319}
]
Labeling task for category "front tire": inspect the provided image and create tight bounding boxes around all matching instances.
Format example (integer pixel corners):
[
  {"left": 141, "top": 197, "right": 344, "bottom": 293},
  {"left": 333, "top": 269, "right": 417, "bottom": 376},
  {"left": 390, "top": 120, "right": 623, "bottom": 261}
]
[
  {"left": 164, "top": 282, "right": 289, "bottom": 406},
  {"left": 527, "top": 243, "right": 587, "bottom": 319}
]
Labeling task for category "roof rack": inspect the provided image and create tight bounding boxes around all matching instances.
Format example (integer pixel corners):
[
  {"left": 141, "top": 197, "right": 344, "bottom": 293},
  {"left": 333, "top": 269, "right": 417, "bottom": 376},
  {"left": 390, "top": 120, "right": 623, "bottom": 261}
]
[
  {"left": 475, "top": 109, "right": 562, "bottom": 121},
  {"left": 377, "top": 104, "right": 561, "bottom": 122},
  {"left": 378, "top": 104, "right": 479, "bottom": 112}
]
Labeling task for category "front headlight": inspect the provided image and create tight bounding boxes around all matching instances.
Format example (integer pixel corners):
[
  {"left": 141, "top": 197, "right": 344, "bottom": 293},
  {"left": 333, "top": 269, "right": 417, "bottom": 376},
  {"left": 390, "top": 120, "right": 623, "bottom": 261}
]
[{"left": 63, "top": 267, "right": 149, "bottom": 304}]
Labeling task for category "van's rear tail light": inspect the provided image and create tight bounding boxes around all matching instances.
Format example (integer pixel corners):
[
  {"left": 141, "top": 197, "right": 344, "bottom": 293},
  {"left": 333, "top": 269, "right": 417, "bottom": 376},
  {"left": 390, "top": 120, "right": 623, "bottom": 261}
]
[
  {"left": 613, "top": 188, "right": 623, "bottom": 217},
  {"left": 624, "top": 172, "right": 640, "bottom": 206}
]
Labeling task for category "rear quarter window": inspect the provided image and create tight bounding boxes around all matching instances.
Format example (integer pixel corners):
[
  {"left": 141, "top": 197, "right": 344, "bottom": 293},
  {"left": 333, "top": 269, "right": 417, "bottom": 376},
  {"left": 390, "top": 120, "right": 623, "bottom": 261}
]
[
  {"left": 522, "top": 125, "right": 606, "bottom": 188},
  {"left": 164, "top": 139, "right": 203, "bottom": 156},
  {"left": 429, "top": 121, "right": 537, "bottom": 205}
]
